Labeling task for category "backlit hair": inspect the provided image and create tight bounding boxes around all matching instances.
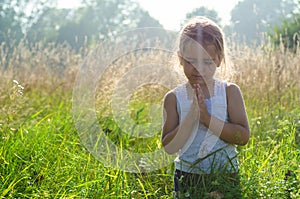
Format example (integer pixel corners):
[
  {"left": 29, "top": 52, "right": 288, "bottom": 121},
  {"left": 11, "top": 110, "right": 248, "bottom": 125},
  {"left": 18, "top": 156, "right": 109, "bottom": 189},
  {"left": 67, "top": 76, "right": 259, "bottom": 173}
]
[{"left": 179, "top": 16, "right": 226, "bottom": 67}]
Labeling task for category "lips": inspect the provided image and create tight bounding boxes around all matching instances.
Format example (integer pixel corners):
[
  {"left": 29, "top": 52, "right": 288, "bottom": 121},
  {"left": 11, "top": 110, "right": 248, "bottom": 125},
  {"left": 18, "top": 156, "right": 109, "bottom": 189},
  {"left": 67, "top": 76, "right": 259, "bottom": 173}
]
[{"left": 193, "top": 75, "right": 203, "bottom": 78}]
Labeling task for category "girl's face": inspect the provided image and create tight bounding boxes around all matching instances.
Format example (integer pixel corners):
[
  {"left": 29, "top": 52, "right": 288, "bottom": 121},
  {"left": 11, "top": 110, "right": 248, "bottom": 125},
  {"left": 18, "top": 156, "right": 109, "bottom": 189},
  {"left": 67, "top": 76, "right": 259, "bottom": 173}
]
[{"left": 178, "top": 42, "right": 220, "bottom": 85}]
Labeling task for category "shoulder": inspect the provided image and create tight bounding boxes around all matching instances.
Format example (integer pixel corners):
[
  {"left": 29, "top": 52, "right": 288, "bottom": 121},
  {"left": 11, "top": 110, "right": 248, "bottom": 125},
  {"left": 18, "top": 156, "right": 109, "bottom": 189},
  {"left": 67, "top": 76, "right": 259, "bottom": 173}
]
[
  {"left": 163, "top": 90, "right": 176, "bottom": 104},
  {"left": 163, "top": 84, "right": 185, "bottom": 102},
  {"left": 163, "top": 90, "right": 178, "bottom": 116},
  {"left": 226, "top": 82, "right": 242, "bottom": 95},
  {"left": 226, "top": 82, "right": 243, "bottom": 100}
]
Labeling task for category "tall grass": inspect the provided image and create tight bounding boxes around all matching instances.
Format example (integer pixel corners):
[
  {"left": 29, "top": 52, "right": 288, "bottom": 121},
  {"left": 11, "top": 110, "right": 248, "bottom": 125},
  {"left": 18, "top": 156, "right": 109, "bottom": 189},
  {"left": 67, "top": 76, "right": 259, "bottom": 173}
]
[{"left": 0, "top": 38, "right": 299, "bottom": 198}]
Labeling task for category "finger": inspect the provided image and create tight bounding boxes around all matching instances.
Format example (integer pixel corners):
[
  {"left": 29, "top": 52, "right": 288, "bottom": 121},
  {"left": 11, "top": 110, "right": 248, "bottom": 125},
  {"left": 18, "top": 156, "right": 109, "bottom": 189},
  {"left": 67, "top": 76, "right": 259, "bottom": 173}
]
[
  {"left": 192, "top": 85, "right": 200, "bottom": 107},
  {"left": 197, "top": 89, "right": 207, "bottom": 108},
  {"left": 192, "top": 91, "right": 198, "bottom": 103},
  {"left": 197, "top": 85, "right": 204, "bottom": 97},
  {"left": 193, "top": 86, "right": 201, "bottom": 105},
  {"left": 193, "top": 85, "right": 204, "bottom": 107},
  {"left": 194, "top": 84, "right": 199, "bottom": 99},
  {"left": 193, "top": 85, "right": 203, "bottom": 100}
]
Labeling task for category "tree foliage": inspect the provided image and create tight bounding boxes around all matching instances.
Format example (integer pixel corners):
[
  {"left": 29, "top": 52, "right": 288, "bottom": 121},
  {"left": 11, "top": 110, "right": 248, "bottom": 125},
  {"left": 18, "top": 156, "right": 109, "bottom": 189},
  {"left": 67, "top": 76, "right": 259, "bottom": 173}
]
[
  {"left": 26, "top": 8, "right": 71, "bottom": 45},
  {"left": 268, "top": 1, "right": 300, "bottom": 50},
  {"left": 230, "top": 0, "right": 295, "bottom": 44},
  {"left": 185, "top": 7, "right": 221, "bottom": 26},
  {"left": 0, "top": 0, "right": 25, "bottom": 45},
  {"left": 0, "top": 0, "right": 162, "bottom": 51},
  {"left": 27, "top": 0, "right": 162, "bottom": 50},
  {"left": 0, "top": 0, "right": 54, "bottom": 45},
  {"left": 55, "top": 0, "right": 162, "bottom": 49}
]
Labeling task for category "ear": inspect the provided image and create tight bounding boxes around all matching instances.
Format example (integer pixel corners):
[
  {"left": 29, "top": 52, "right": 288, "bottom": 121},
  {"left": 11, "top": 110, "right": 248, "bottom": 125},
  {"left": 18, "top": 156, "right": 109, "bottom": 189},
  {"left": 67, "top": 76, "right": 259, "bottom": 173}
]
[{"left": 177, "top": 51, "right": 184, "bottom": 65}]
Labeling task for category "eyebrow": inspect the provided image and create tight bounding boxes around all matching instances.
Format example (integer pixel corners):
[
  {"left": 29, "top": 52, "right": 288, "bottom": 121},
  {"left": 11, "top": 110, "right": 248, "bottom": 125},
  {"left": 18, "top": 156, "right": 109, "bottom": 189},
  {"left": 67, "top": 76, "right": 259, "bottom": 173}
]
[{"left": 183, "top": 57, "right": 197, "bottom": 60}]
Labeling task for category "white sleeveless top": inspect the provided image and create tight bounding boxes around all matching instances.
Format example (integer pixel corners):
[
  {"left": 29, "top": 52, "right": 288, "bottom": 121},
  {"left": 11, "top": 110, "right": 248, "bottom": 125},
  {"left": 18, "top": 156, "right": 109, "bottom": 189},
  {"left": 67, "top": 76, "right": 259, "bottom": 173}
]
[{"left": 173, "top": 79, "right": 239, "bottom": 174}]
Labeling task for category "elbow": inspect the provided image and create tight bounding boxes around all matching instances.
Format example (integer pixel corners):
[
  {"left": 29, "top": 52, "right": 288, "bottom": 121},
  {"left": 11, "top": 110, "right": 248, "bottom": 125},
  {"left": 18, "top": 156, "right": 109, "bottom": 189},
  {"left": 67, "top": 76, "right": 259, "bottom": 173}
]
[
  {"left": 237, "top": 130, "right": 250, "bottom": 146},
  {"left": 162, "top": 138, "right": 178, "bottom": 155},
  {"left": 238, "top": 139, "right": 249, "bottom": 146},
  {"left": 163, "top": 145, "right": 177, "bottom": 155}
]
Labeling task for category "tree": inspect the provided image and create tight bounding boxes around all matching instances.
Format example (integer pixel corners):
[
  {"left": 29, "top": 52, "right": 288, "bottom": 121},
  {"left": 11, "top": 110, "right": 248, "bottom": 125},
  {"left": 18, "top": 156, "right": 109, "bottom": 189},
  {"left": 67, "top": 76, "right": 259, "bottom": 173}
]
[
  {"left": 26, "top": 8, "right": 71, "bottom": 45},
  {"left": 185, "top": 7, "right": 221, "bottom": 26},
  {"left": 0, "top": 0, "right": 55, "bottom": 45},
  {"left": 26, "top": 0, "right": 163, "bottom": 50},
  {"left": 268, "top": 0, "right": 300, "bottom": 50},
  {"left": 0, "top": 0, "right": 24, "bottom": 45},
  {"left": 76, "top": 0, "right": 162, "bottom": 38},
  {"left": 230, "top": 0, "right": 295, "bottom": 44}
]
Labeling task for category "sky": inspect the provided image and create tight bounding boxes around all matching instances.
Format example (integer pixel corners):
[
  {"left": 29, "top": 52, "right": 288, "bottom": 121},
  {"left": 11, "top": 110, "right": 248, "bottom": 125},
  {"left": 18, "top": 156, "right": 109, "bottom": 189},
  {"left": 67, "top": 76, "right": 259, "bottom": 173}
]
[
  {"left": 133, "top": 0, "right": 241, "bottom": 30},
  {"left": 57, "top": 0, "right": 241, "bottom": 31}
]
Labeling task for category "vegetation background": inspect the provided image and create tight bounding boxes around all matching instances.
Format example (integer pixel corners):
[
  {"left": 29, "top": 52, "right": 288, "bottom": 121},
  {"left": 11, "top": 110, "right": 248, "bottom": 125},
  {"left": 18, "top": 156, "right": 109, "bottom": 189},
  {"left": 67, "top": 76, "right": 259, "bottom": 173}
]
[{"left": 0, "top": 0, "right": 299, "bottom": 198}]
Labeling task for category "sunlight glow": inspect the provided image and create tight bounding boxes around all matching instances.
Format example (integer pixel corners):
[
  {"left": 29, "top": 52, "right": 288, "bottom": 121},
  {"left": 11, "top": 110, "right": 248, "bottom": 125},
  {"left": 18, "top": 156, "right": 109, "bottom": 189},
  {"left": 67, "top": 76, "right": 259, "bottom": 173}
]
[
  {"left": 56, "top": 0, "right": 241, "bottom": 30},
  {"left": 133, "top": 0, "right": 241, "bottom": 30},
  {"left": 57, "top": 0, "right": 82, "bottom": 9}
]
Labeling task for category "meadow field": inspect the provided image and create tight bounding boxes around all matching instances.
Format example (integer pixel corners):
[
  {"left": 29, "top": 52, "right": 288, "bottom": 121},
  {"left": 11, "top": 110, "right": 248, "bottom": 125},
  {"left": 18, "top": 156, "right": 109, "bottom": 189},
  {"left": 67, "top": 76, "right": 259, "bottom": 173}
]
[{"left": 0, "top": 39, "right": 299, "bottom": 198}]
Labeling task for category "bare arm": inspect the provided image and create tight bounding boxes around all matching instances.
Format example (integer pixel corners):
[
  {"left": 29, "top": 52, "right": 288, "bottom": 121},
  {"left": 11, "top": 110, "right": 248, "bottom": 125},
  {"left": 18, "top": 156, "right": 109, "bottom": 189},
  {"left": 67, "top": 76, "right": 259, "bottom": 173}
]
[
  {"left": 195, "top": 83, "right": 250, "bottom": 146},
  {"left": 161, "top": 91, "right": 199, "bottom": 154}
]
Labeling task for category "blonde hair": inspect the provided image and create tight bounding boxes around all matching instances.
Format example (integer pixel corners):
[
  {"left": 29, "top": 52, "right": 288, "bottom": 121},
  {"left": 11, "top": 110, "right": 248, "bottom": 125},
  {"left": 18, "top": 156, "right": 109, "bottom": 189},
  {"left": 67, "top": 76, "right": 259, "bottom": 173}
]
[{"left": 177, "top": 16, "right": 230, "bottom": 78}]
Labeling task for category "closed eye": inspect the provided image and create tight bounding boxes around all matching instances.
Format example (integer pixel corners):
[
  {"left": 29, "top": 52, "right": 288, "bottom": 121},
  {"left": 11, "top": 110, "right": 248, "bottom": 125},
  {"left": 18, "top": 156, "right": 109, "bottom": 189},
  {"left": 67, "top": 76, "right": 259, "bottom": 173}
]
[
  {"left": 203, "top": 59, "right": 215, "bottom": 65},
  {"left": 183, "top": 58, "right": 196, "bottom": 65},
  {"left": 184, "top": 58, "right": 215, "bottom": 66},
  {"left": 204, "top": 61, "right": 214, "bottom": 65}
]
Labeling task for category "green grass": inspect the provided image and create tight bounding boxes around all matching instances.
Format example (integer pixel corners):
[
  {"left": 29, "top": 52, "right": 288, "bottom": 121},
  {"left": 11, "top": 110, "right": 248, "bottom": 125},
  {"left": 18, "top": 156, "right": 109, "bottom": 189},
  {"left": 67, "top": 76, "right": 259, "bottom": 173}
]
[
  {"left": 0, "top": 87, "right": 175, "bottom": 198},
  {"left": 0, "top": 80, "right": 299, "bottom": 198},
  {"left": 0, "top": 42, "right": 299, "bottom": 198}
]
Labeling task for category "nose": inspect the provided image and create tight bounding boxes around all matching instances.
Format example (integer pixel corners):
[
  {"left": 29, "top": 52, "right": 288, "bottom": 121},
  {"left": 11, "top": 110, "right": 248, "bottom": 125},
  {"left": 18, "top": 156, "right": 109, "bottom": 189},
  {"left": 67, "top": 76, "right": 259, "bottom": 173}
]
[{"left": 194, "top": 64, "right": 204, "bottom": 74}]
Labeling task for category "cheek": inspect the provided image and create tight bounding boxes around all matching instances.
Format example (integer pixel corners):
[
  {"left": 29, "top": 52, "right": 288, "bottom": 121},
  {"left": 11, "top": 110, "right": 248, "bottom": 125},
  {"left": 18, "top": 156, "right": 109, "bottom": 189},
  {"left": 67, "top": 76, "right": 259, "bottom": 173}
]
[
  {"left": 183, "top": 66, "right": 191, "bottom": 75},
  {"left": 209, "top": 66, "right": 217, "bottom": 74},
  {"left": 202, "top": 65, "right": 216, "bottom": 76}
]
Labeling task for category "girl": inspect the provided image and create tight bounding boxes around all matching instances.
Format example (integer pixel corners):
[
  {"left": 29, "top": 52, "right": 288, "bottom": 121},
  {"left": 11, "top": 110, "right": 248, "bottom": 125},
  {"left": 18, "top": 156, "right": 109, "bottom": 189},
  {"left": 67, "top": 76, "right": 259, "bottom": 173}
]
[{"left": 162, "top": 16, "right": 250, "bottom": 198}]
